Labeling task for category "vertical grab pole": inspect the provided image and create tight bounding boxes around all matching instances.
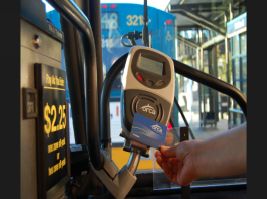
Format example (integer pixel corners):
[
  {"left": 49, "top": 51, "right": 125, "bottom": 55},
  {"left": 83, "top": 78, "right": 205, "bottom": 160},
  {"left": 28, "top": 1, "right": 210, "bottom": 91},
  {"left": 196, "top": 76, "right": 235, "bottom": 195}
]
[
  {"left": 47, "top": 0, "right": 104, "bottom": 169},
  {"left": 142, "top": 0, "right": 149, "bottom": 47}
]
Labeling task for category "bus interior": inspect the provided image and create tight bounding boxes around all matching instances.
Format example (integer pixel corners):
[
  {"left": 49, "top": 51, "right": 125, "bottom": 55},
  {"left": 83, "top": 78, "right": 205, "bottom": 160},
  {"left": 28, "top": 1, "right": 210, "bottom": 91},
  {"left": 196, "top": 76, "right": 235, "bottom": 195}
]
[{"left": 20, "top": 0, "right": 247, "bottom": 198}]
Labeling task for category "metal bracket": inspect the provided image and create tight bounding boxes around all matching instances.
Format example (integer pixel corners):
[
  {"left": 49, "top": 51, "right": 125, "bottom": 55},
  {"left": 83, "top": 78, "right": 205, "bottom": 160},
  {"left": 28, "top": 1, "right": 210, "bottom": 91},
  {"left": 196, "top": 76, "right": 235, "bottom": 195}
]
[
  {"left": 22, "top": 87, "right": 38, "bottom": 119},
  {"left": 91, "top": 150, "right": 140, "bottom": 199}
]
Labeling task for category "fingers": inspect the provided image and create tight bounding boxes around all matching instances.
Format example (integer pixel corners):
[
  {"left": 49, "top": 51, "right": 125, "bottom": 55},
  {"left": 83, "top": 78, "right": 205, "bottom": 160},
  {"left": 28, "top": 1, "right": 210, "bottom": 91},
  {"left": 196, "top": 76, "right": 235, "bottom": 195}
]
[
  {"left": 167, "top": 141, "right": 191, "bottom": 162},
  {"left": 155, "top": 147, "right": 192, "bottom": 185},
  {"left": 154, "top": 150, "right": 161, "bottom": 158},
  {"left": 160, "top": 143, "right": 187, "bottom": 163},
  {"left": 155, "top": 142, "right": 197, "bottom": 186},
  {"left": 178, "top": 157, "right": 197, "bottom": 186},
  {"left": 159, "top": 145, "right": 177, "bottom": 158},
  {"left": 162, "top": 162, "right": 171, "bottom": 175},
  {"left": 168, "top": 158, "right": 179, "bottom": 173},
  {"left": 155, "top": 155, "right": 163, "bottom": 166},
  {"left": 167, "top": 159, "right": 180, "bottom": 184},
  {"left": 155, "top": 150, "right": 175, "bottom": 176},
  {"left": 155, "top": 150, "right": 165, "bottom": 168}
]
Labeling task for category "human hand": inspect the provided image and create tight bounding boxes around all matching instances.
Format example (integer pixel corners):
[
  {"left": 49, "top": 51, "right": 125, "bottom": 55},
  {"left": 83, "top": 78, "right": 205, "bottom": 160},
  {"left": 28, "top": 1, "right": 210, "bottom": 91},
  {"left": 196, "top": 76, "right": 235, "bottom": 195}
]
[{"left": 155, "top": 140, "right": 200, "bottom": 186}]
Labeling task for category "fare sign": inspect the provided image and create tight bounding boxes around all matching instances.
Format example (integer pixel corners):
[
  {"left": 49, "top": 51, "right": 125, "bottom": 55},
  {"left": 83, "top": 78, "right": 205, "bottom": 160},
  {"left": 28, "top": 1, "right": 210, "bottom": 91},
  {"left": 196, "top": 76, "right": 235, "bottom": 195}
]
[{"left": 35, "top": 63, "right": 69, "bottom": 197}]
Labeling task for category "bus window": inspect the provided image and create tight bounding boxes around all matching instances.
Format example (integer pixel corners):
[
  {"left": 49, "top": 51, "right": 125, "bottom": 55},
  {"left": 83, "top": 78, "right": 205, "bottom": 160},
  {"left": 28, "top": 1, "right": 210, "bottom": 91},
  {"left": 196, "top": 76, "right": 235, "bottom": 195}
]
[
  {"left": 153, "top": 81, "right": 246, "bottom": 190},
  {"left": 42, "top": 0, "right": 75, "bottom": 144},
  {"left": 19, "top": 0, "right": 247, "bottom": 198}
]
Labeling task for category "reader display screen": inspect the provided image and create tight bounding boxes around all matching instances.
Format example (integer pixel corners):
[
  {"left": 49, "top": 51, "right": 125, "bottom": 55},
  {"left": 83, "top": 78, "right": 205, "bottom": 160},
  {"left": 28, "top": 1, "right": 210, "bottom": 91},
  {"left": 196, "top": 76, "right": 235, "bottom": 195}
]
[{"left": 137, "top": 56, "right": 163, "bottom": 76}]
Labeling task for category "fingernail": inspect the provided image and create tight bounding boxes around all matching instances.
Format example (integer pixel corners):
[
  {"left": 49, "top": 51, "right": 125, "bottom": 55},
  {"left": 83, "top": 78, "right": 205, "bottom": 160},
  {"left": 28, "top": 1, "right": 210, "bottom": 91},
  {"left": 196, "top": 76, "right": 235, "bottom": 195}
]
[{"left": 160, "top": 145, "right": 168, "bottom": 152}]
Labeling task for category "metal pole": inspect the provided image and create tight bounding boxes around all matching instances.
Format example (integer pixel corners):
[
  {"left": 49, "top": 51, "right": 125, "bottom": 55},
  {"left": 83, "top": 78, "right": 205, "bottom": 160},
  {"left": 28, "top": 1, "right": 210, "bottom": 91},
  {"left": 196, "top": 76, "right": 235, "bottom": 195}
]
[
  {"left": 47, "top": 0, "right": 104, "bottom": 169},
  {"left": 143, "top": 0, "right": 149, "bottom": 47}
]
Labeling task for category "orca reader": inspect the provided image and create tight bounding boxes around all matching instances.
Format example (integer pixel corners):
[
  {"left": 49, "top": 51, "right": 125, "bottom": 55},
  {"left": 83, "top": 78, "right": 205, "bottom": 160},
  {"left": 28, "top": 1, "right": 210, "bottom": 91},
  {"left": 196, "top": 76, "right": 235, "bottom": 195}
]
[{"left": 121, "top": 46, "right": 175, "bottom": 153}]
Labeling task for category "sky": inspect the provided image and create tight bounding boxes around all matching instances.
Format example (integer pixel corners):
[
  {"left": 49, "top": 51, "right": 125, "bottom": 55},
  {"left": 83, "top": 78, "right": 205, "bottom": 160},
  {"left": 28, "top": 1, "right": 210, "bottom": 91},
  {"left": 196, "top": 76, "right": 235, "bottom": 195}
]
[{"left": 42, "top": 0, "right": 171, "bottom": 12}]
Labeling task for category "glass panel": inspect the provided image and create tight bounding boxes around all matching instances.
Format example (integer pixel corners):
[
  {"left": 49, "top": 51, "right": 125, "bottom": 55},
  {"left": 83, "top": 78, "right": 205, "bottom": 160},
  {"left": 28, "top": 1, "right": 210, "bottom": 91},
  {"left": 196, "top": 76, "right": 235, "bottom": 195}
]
[
  {"left": 241, "top": 57, "right": 247, "bottom": 95},
  {"left": 234, "top": 58, "right": 240, "bottom": 78},
  {"left": 240, "top": 34, "right": 247, "bottom": 55},
  {"left": 242, "top": 57, "right": 247, "bottom": 77},
  {"left": 40, "top": 0, "right": 247, "bottom": 190},
  {"left": 217, "top": 42, "right": 227, "bottom": 82},
  {"left": 109, "top": 100, "right": 123, "bottom": 143},
  {"left": 101, "top": 0, "right": 247, "bottom": 188},
  {"left": 203, "top": 50, "right": 209, "bottom": 73},
  {"left": 41, "top": 0, "right": 75, "bottom": 144},
  {"left": 235, "top": 80, "right": 241, "bottom": 90},
  {"left": 233, "top": 58, "right": 241, "bottom": 90},
  {"left": 152, "top": 81, "right": 247, "bottom": 189},
  {"left": 242, "top": 80, "right": 247, "bottom": 96},
  {"left": 232, "top": 35, "right": 240, "bottom": 57},
  {"left": 229, "top": 33, "right": 246, "bottom": 97}
]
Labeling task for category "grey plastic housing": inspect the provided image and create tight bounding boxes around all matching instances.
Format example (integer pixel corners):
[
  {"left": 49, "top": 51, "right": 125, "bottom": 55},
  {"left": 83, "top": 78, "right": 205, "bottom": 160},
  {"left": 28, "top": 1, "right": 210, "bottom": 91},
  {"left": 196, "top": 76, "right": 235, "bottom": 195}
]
[{"left": 121, "top": 46, "right": 175, "bottom": 140}]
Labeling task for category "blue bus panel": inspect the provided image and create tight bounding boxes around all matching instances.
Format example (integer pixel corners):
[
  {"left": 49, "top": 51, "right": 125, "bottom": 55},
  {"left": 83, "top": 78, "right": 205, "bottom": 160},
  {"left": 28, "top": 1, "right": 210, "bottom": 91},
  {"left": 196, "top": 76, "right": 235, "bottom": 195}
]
[{"left": 101, "top": 3, "right": 176, "bottom": 99}]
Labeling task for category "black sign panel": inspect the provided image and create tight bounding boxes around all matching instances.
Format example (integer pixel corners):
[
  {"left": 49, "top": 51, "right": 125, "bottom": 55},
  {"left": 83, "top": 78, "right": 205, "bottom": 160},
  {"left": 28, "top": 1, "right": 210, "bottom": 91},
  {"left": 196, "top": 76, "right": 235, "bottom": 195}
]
[{"left": 35, "top": 64, "right": 69, "bottom": 198}]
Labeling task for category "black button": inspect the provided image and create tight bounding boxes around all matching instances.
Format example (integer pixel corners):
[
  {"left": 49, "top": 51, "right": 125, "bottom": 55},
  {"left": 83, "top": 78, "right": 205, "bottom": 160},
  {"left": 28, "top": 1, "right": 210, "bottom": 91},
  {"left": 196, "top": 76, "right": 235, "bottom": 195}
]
[
  {"left": 145, "top": 80, "right": 154, "bottom": 87},
  {"left": 155, "top": 80, "right": 164, "bottom": 87},
  {"left": 136, "top": 98, "right": 158, "bottom": 120}
]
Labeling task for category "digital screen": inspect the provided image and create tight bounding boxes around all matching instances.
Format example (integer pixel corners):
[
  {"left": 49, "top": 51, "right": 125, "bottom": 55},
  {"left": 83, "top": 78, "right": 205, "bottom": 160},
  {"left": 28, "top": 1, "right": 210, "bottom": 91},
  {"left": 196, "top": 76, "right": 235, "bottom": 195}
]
[{"left": 137, "top": 56, "right": 163, "bottom": 76}]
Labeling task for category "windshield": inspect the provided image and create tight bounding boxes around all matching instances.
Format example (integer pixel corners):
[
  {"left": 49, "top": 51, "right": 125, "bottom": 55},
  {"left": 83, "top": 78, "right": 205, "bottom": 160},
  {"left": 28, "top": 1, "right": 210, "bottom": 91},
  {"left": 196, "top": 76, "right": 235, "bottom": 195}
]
[{"left": 42, "top": 0, "right": 247, "bottom": 189}]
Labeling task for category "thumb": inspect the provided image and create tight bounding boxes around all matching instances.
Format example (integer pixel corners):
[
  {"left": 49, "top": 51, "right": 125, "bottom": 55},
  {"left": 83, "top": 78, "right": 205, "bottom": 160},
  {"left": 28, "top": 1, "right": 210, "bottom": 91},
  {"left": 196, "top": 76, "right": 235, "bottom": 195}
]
[
  {"left": 160, "top": 145, "right": 177, "bottom": 158},
  {"left": 175, "top": 141, "right": 190, "bottom": 162}
]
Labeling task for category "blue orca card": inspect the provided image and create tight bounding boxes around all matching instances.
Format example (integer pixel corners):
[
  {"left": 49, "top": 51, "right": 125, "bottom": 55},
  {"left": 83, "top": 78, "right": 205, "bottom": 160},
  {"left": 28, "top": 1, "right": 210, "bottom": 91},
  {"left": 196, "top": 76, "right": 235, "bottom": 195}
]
[{"left": 130, "top": 113, "right": 167, "bottom": 148}]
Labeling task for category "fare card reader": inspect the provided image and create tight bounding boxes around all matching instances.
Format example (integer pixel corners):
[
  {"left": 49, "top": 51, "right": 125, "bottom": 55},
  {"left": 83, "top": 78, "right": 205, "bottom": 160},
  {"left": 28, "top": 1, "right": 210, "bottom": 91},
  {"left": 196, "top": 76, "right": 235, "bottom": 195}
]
[
  {"left": 90, "top": 47, "right": 175, "bottom": 199},
  {"left": 121, "top": 46, "right": 175, "bottom": 154}
]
